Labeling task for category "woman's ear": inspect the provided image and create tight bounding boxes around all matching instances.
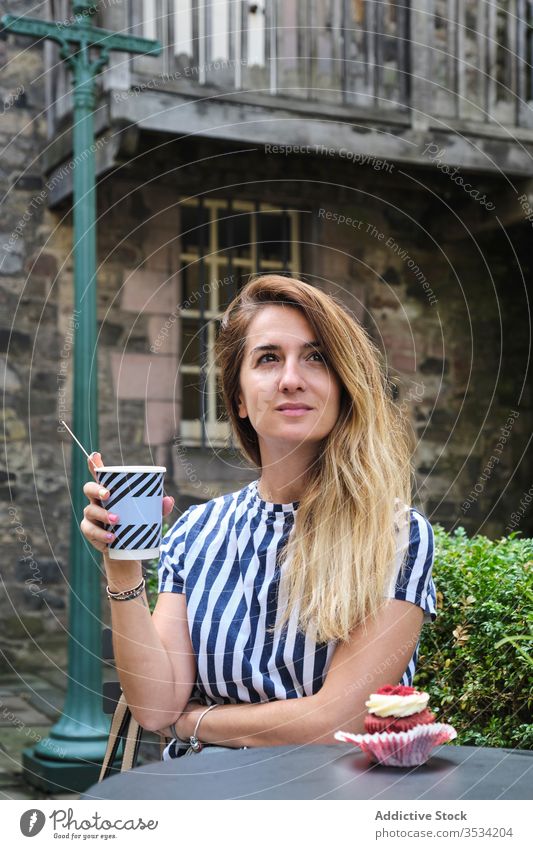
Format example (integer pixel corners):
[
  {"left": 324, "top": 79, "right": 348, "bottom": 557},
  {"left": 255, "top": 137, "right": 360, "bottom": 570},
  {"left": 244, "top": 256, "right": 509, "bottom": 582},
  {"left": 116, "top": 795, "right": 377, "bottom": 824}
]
[{"left": 237, "top": 394, "right": 247, "bottom": 418}]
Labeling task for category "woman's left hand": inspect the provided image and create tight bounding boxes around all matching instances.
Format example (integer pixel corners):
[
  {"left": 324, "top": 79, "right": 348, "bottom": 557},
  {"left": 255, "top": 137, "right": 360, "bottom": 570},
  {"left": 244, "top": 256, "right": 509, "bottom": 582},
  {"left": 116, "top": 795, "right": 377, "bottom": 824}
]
[{"left": 175, "top": 700, "right": 205, "bottom": 740}]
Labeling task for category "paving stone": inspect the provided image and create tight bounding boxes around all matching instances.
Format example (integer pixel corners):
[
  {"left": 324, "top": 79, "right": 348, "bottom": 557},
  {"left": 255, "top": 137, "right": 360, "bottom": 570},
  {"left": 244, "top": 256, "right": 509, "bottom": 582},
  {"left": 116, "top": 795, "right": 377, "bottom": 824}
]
[
  {"left": 23, "top": 686, "right": 64, "bottom": 721},
  {"left": 51, "top": 792, "right": 81, "bottom": 800},
  {"left": 0, "top": 674, "right": 45, "bottom": 695},
  {"left": 0, "top": 725, "right": 53, "bottom": 775},
  {"left": 0, "top": 695, "right": 51, "bottom": 726},
  {"left": 0, "top": 688, "right": 16, "bottom": 700},
  {"left": 0, "top": 785, "right": 37, "bottom": 800},
  {"left": 0, "top": 782, "right": 79, "bottom": 800},
  {"left": 0, "top": 767, "right": 20, "bottom": 787},
  {"left": 37, "top": 668, "right": 69, "bottom": 692},
  {"left": 0, "top": 673, "right": 43, "bottom": 696}
]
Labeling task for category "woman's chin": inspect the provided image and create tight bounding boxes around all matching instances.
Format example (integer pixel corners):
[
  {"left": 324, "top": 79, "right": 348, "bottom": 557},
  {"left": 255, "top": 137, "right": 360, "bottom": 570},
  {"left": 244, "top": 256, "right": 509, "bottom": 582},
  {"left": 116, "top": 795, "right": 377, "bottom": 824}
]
[{"left": 261, "top": 426, "right": 327, "bottom": 445}]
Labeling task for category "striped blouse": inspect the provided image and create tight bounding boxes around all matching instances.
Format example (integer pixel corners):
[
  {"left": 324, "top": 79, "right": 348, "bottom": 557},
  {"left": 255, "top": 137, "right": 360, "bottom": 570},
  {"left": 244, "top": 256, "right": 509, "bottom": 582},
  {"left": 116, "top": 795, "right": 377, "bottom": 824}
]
[{"left": 157, "top": 478, "right": 436, "bottom": 759}]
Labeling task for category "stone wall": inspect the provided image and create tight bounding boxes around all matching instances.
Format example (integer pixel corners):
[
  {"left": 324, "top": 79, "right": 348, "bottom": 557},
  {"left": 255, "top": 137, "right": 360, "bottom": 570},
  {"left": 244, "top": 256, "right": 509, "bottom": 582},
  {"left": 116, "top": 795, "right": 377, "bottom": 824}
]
[
  {"left": 1, "top": 15, "right": 532, "bottom": 673},
  {"left": 1, "top": 5, "right": 67, "bottom": 674}
]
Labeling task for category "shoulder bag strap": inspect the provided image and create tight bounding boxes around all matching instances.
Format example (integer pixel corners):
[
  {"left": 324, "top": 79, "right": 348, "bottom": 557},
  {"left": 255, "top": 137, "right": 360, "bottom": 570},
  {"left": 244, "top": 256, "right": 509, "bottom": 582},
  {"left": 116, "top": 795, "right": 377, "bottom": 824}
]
[
  {"left": 120, "top": 712, "right": 143, "bottom": 773},
  {"left": 99, "top": 692, "right": 135, "bottom": 782}
]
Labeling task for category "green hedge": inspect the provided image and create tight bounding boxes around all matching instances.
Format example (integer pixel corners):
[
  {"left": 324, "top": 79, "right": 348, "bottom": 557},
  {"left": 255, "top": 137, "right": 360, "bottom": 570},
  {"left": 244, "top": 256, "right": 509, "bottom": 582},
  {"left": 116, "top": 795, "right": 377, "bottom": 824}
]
[
  {"left": 416, "top": 526, "right": 533, "bottom": 750},
  {"left": 147, "top": 522, "right": 533, "bottom": 749},
  {"left": 146, "top": 521, "right": 169, "bottom": 608}
]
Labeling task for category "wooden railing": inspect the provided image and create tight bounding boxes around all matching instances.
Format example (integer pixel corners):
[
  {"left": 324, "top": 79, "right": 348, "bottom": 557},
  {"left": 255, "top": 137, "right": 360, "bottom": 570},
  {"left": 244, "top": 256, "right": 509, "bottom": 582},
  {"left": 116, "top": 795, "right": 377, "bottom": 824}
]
[{"left": 45, "top": 1, "right": 533, "bottom": 133}]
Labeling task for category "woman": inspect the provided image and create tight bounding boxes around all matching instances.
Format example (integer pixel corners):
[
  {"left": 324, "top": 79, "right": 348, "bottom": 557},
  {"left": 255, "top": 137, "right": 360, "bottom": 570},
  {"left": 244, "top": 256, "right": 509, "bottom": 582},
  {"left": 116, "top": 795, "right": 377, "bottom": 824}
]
[{"left": 81, "top": 274, "right": 436, "bottom": 759}]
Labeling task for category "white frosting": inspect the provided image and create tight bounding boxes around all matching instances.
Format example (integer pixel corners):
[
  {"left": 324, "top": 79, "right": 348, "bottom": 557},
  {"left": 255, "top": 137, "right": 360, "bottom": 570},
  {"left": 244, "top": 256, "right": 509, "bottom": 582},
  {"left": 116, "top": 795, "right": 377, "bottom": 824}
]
[{"left": 365, "top": 692, "right": 429, "bottom": 717}]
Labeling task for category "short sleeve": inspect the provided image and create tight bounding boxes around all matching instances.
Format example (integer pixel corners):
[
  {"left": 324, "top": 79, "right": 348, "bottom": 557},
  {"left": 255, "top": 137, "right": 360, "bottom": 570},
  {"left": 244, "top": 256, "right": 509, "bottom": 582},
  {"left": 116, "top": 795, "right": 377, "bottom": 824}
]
[
  {"left": 157, "top": 508, "right": 191, "bottom": 595},
  {"left": 386, "top": 508, "right": 437, "bottom": 624}
]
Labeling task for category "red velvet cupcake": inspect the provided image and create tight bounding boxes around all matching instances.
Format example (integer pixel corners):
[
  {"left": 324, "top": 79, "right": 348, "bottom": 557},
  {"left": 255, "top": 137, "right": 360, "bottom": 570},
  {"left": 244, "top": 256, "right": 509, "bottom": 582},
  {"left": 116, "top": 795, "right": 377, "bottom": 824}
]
[{"left": 363, "top": 685, "right": 436, "bottom": 734}]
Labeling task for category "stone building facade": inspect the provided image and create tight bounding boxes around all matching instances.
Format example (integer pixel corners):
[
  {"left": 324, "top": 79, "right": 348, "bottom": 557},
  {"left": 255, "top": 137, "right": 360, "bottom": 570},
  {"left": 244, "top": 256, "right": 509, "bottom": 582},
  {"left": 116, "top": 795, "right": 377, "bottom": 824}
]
[{"left": 1, "top": 0, "right": 532, "bottom": 672}]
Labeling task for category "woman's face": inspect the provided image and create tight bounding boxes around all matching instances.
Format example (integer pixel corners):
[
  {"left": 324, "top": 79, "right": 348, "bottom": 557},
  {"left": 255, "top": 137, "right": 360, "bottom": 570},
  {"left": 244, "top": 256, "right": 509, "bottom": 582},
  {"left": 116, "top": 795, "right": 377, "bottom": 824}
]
[{"left": 237, "top": 304, "right": 342, "bottom": 448}]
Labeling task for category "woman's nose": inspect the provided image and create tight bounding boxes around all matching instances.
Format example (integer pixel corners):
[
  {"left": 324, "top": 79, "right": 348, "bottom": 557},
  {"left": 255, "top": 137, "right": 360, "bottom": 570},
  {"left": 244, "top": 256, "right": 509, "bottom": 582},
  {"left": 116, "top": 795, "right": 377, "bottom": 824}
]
[{"left": 278, "top": 359, "right": 306, "bottom": 390}]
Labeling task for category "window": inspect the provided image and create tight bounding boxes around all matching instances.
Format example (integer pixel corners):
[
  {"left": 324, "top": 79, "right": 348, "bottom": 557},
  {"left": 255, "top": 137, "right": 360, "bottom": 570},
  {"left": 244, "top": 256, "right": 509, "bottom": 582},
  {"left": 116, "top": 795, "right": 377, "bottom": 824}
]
[{"left": 178, "top": 198, "right": 300, "bottom": 445}]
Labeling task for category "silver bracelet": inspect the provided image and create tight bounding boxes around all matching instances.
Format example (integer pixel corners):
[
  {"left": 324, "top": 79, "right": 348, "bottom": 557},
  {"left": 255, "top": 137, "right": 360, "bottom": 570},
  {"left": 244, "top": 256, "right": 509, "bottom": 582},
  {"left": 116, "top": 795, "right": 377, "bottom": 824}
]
[
  {"left": 169, "top": 721, "right": 190, "bottom": 745},
  {"left": 106, "top": 577, "right": 145, "bottom": 601},
  {"left": 189, "top": 703, "right": 220, "bottom": 752}
]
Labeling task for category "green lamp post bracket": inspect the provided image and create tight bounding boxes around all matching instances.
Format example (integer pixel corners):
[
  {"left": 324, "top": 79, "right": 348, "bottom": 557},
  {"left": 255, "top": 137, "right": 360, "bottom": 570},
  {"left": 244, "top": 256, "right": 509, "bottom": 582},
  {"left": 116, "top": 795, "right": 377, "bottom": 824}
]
[{"left": 1, "top": 10, "right": 161, "bottom": 57}]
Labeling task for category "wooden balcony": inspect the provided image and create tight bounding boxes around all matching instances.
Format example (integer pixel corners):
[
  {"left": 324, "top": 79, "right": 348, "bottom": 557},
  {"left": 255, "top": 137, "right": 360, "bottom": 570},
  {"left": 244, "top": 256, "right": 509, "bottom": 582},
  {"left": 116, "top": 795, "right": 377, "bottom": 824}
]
[{"left": 44, "top": 1, "right": 533, "bottom": 184}]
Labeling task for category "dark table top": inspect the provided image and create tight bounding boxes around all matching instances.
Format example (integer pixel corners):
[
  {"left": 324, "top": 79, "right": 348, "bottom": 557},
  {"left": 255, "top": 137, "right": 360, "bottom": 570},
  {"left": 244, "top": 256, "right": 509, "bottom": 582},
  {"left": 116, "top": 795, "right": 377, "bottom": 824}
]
[{"left": 82, "top": 744, "right": 532, "bottom": 800}]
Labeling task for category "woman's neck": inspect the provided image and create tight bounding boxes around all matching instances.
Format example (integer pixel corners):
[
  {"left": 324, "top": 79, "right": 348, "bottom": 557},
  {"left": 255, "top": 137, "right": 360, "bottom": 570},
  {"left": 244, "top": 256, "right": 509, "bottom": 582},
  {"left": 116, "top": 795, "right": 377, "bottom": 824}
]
[
  {"left": 256, "top": 438, "right": 320, "bottom": 503},
  {"left": 257, "top": 479, "right": 301, "bottom": 504}
]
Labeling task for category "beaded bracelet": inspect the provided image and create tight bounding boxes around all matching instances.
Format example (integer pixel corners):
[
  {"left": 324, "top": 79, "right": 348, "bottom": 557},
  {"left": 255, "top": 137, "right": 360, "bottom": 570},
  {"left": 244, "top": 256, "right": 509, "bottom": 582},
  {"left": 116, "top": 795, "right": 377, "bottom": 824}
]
[{"left": 106, "top": 577, "right": 145, "bottom": 602}]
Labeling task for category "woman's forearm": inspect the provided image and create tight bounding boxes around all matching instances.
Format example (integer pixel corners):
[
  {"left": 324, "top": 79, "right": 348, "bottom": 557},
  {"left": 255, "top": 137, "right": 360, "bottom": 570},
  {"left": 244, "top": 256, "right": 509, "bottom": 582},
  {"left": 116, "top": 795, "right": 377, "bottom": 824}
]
[
  {"left": 105, "top": 557, "right": 195, "bottom": 730},
  {"left": 176, "top": 691, "right": 360, "bottom": 748}
]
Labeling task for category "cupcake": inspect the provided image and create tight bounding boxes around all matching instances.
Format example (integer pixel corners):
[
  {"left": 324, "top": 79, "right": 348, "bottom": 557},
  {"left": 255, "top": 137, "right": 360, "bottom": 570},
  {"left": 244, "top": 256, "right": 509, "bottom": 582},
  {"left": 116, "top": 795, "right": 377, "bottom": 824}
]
[
  {"left": 364, "top": 685, "right": 436, "bottom": 733},
  {"left": 334, "top": 684, "right": 456, "bottom": 767}
]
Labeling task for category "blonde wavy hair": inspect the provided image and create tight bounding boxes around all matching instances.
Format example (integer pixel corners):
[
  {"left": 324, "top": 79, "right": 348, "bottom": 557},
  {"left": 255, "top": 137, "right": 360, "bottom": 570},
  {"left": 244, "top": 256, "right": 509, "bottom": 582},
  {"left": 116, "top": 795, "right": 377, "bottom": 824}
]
[{"left": 214, "top": 274, "right": 412, "bottom": 644}]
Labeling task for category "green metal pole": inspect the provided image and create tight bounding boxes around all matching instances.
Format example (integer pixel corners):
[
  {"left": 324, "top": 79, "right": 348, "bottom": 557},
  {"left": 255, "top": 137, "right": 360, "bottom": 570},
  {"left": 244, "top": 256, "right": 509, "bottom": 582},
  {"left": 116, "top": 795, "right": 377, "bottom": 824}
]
[{"left": 34, "top": 26, "right": 108, "bottom": 766}]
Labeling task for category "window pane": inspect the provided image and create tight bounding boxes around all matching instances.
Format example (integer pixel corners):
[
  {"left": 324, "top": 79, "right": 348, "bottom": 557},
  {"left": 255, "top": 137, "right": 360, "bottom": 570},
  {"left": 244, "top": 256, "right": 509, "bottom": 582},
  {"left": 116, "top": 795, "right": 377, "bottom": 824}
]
[
  {"left": 173, "top": 0, "right": 194, "bottom": 65},
  {"left": 182, "top": 372, "right": 204, "bottom": 420},
  {"left": 205, "top": 0, "right": 236, "bottom": 87},
  {"left": 180, "top": 262, "right": 200, "bottom": 307},
  {"left": 310, "top": 0, "right": 342, "bottom": 104},
  {"left": 217, "top": 210, "right": 252, "bottom": 257},
  {"left": 180, "top": 204, "right": 210, "bottom": 252},
  {"left": 378, "top": 0, "right": 406, "bottom": 107},
  {"left": 182, "top": 318, "right": 201, "bottom": 365},
  {"left": 216, "top": 263, "right": 239, "bottom": 312},
  {"left": 142, "top": 0, "right": 157, "bottom": 40},
  {"left": 276, "top": 0, "right": 308, "bottom": 98},
  {"left": 343, "top": 0, "right": 369, "bottom": 104},
  {"left": 345, "top": 0, "right": 408, "bottom": 110},
  {"left": 431, "top": 1, "right": 451, "bottom": 110},
  {"left": 257, "top": 212, "right": 285, "bottom": 263},
  {"left": 246, "top": 0, "right": 266, "bottom": 66},
  {"left": 241, "top": 0, "right": 269, "bottom": 92},
  {"left": 209, "top": 0, "right": 230, "bottom": 61}
]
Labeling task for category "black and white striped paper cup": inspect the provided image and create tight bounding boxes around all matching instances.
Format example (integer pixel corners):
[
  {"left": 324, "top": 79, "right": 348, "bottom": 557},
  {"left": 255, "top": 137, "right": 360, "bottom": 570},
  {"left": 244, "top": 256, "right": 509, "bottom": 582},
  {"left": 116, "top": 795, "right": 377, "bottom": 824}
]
[{"left": 95, "top": 466, "right": 166, "bottom": 560}]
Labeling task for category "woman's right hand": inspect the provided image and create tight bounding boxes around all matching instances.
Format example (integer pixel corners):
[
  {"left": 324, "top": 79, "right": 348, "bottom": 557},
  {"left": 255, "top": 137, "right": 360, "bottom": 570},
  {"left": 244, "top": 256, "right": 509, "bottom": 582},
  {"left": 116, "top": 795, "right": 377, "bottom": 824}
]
[{"left": 80, "top": 452, "right": 175, "bottom": 554}]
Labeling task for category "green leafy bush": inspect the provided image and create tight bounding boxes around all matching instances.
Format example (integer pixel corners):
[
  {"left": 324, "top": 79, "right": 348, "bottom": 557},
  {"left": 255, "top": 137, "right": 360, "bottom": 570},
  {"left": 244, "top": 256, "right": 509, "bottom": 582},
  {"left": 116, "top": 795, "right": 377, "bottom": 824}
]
[
  {"left": 145, "top": 521, "right": 170, "bottom": 608},
  {"left": 146, "top": 520, "right": 533, "bottom": 749},
  {"left": 416, "top": 526, "right": 533, "bottom": 750}
]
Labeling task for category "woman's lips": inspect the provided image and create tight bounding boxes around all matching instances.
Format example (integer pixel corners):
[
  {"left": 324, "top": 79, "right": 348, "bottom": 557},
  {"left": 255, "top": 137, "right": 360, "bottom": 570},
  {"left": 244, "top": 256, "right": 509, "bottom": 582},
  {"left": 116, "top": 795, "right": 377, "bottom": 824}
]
[{"left": 276, "top": 408, "right": 312, "bottom": 416}]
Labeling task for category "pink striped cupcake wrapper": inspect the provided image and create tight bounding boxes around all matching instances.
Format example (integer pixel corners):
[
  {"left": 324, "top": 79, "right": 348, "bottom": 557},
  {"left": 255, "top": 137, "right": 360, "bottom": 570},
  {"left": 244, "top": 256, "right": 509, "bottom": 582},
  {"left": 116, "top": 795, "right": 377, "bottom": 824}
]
[{"left": 334, "top": 722, "right": 457, "bottom": 767}]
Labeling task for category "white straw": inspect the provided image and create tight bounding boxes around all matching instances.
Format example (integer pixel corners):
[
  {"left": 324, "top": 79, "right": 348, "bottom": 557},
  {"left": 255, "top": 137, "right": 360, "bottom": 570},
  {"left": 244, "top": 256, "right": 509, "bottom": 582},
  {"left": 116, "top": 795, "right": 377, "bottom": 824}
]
[
  {"left": 60, "top": 421, "right": 171, "bottom": 503},
  {"left": 60, "top": 420, "right": 92, "bottom": 460}
]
